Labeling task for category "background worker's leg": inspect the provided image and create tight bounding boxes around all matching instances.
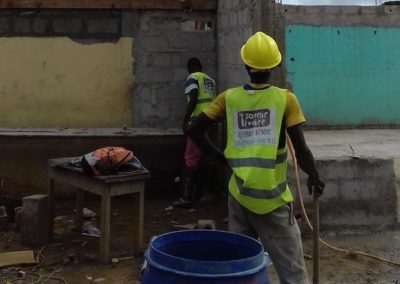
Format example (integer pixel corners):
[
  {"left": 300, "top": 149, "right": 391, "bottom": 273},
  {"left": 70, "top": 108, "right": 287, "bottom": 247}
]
[
  {"left": 173, "top": 166, "right": 197, "bottom": 207},
  {"left": 173, "top": 138, "right": 202, "bottom": 207},
  {"left": 197, "top": 157, "right": 218, "bottom": 205},
  {"left": 251, "top": 204, "right": 309, "bottom": 284}
]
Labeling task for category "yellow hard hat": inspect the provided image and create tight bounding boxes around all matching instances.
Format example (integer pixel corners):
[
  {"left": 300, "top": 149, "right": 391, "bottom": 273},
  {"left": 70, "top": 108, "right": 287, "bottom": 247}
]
[{"left": 240, "top": 31, "right": 282, "bottom": 69}]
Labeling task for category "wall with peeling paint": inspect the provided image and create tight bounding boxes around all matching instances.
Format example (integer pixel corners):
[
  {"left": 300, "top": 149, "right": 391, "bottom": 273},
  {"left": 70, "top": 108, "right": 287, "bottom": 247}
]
[
  {"left": 0, "top": 37, "right": 134, "bottom": 128},
  {"left": 274, "top": 5, "right": 400, "bottom": 127},
  {"left": 285, "top": 25, "right": 400, "bottom": 126},
  {"left": 0, "top": 9, "right": 217, "bottom": 196}
]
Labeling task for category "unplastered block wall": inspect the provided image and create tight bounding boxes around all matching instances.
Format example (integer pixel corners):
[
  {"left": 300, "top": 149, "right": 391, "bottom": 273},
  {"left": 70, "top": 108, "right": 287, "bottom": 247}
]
[
  {"left": 133, "top": 11, "right": 216, "bottom": 128},
  {"left": 395, "top": 159, "right": 400, "bottom": 224},
  {"left": 217, "top": 0, "right": 263, "bottom": 93},
  {"left": 288, "top": 158, "right": 399, "bottom": 232},
  {"left": 0, "top": 10, "right": 135, "bottom": 128},
  {"left": 275, "top": 5, "right": 400, "bottom": 127}
]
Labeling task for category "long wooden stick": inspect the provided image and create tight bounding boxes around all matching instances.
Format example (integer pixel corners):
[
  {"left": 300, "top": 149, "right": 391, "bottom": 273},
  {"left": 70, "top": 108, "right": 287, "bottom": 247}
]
[{"left": 312, "top": 190, "right": 320, "bottom": 284}]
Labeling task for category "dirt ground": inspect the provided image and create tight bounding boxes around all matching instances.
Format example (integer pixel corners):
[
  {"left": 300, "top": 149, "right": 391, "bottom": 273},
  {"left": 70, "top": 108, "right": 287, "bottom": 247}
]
[{"left": 0, "top": 194, "right": 399, "bottom": 284}]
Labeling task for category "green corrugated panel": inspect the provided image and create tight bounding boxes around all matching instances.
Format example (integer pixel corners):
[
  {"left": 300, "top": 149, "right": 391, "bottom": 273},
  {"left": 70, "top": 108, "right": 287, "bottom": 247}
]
[{"left": 285, "top": 25, "right": 400, "bottom": 126}]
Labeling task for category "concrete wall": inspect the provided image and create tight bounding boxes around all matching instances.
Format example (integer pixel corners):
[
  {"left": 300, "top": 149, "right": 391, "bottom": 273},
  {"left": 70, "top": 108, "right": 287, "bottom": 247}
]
[
  {"left": 217, "top": 0, "right": 263, "bottom": 92},
  {"left": 0, "top": 10, "right": 135, "bottom": 128},
  {"left": 0, "top": 8, "right": 217, "bottom": 200},
  {"left": 276, "top": 5, "right": 400, "bottom": 127},
  {"left": 133, "top": 11, "right": 216, "bottom": 127},
  {"left": 289, "top": 158, "right": 399, "bottom": 232},
  {"left": 0, "top": 9, "right": 217, "bottom": 129},
  {"left": 261, "top": 4, "right": 400, "bottom": 230},
  {"left": 0, "top": 129, "right": 184, "bottom": 198}
]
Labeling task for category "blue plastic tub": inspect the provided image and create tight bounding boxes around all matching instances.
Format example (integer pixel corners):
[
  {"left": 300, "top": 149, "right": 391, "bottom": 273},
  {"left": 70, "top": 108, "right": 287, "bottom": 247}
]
[{"left": 141, "top": 230, "right": 270, "bottom": 284}]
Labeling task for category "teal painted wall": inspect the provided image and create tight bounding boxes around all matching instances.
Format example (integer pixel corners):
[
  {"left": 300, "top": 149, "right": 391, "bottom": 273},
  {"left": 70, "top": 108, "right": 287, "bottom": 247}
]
[{"left": 285, "top": 25, "right": 400, "bottom": 126}]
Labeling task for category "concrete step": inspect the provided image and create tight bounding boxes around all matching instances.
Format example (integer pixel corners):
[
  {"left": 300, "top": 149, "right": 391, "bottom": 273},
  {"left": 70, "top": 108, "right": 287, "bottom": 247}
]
[{"left": 289, "top": 129, "right": 400, "bottom": 233}]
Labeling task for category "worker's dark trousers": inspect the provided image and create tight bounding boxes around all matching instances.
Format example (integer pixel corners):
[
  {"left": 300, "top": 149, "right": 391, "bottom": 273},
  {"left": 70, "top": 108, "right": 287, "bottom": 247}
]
[{"left": 181, "top": 166, "right": 197, "bottom": 202}]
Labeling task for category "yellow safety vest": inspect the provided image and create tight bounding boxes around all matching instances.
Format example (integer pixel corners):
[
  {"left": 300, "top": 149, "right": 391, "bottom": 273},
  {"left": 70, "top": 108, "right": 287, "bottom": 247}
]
[
  {"left": 224, "top": 86, "right": 293, "bottom": 214},
  {"left": 188, "top": 72, "right": 216, "bottom": 117}
]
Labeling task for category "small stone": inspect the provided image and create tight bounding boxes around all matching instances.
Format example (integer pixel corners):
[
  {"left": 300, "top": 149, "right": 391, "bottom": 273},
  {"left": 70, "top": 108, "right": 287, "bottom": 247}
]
[
  {"left": 82, "top": 208, "right": 96, "bottom": 218},
  {"left": 173, "top": 223, "right": 196, "bottom": 230},
  {"left": 196, "top": 219, "right": 216, "bottom": 230}
]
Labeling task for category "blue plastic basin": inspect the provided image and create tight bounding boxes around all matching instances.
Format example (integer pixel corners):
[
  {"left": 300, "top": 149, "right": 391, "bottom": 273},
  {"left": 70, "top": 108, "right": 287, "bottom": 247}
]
[{"left": 141, "top": 230, "right": 270, "bottom": 284}]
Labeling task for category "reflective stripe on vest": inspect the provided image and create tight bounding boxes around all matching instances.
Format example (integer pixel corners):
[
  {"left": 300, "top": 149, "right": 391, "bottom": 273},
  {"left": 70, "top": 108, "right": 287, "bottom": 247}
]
[
  {"left": 190, "top": 72, "right": 216, "bottom": 117},
  {"left": 234, "top": 176, "right": 287, "bottom": 199},
  {"left": 227, "top": 152, "right": 287, "bottom": 168},
  {"left": 224, "top": 86, "right": 293, "bottom": 214}
]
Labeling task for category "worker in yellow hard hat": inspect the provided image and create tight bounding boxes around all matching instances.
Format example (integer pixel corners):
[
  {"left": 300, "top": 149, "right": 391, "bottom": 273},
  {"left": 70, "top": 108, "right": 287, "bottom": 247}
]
[{"left": 186, "top": 31, "right": 325, "bottom": 284}]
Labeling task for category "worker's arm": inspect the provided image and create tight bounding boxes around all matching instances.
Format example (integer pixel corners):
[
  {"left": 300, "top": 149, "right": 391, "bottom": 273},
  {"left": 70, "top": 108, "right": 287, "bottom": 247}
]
[
  {"left": 186, "top": 113, "right": 227, "bottom": 166},
  {"left": 183, "top": 89, "right": 198, "bottom": 131},
  {"left": 287, "top": 124, "right": 325, "bottom": 196}
]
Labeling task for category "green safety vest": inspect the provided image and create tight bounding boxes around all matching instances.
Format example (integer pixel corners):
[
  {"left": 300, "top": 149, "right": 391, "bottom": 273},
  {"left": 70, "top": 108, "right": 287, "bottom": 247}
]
[
  {"left": 188, "top": 72, "right": 216, "bottom": 117},
  {"left": 224, "top": 86, "right": 293, "bottom": 214}
]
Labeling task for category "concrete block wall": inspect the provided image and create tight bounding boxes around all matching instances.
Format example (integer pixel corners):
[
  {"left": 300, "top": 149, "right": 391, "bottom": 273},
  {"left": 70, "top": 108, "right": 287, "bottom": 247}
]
[
  {"left": 270, "top": 4, "right": 400, "bottom": 127},
  {"left": 133, "top": 11, "right": 216, "bottom": 128},
  {"left": 217, "top": 0, "right": 262, "bottom": 92},
  {"left": 395, "top": 159, "right": 400, "bottom": 224},
  {"left": 0, "top": 9, "right": 217, "bottom": 129},
  {"left": 0, "top": 9, "right": 125, "bottom": 41},
  {"left": 0, "top": 130, "right": 185, "bottom": 198},
  {"left": 288, "top": 158, "right": 399, "bottom": 232}
]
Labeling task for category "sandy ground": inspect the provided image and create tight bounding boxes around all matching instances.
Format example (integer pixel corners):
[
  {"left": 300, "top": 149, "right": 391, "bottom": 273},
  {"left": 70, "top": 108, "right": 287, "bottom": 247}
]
[{"left": 0, "top": 195, "right": 399, "bottom": 284}]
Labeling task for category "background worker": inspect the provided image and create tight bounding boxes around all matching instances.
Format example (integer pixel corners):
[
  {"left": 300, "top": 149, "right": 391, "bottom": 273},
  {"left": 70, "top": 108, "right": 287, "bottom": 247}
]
[
  {"left": 186, "top": 32, "right": 325, "bottom": 283},
  {"left": 173, "top": 57, "right": 216, "bottom": 208}
]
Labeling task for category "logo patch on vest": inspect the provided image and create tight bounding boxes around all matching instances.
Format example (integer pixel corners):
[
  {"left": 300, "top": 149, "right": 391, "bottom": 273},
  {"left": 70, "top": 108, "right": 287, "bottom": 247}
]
[
  {"left": 233, "top": 108, "right": 277, "bottom": 147},
  {"left": 203, "top": 78, "right": 215, "bottom": 94}
]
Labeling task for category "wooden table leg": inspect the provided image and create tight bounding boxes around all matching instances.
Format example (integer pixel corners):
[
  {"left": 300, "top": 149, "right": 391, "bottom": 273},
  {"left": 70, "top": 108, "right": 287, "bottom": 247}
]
[
  {"left": 132, "top": 188, "right": 144, "bottom": 255},
  {"left": 100, "top": 189, "right": 111, "bottom": 264},
  {"left": 47, "top": 177, "right": 55, "bottom": 238},
  {"left": 75, "top": 189, "right": 84, "bottom": 232}
]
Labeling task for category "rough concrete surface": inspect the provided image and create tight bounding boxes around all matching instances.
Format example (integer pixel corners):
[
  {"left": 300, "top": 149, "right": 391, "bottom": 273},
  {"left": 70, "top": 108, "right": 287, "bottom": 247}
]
[
  {"left": 304, "top": 129, "right": 400, "bottom": 159},
  {"left": 287, "top": 129, "right": 400, "bottom": 233}
]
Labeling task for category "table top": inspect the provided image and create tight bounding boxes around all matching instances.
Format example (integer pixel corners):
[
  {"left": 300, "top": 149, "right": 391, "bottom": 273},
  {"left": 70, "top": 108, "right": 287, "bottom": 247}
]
[{"left": 49, "top": 157, "right": 150, "bottom": 184}]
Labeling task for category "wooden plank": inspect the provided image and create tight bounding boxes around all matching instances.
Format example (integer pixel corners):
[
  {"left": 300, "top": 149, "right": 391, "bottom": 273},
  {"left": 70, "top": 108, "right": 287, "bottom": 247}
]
[
  {"left": 110, "top": 181, "right": 144, "bottom": 197},
  {"left": 0, "top": 0, "right": 217, "bottom": 10},
  {"left": 75, "top": 189, "right": 84, "bottom": 232},
  {"left": 0, "top": 251, "right": 37, "bottom": 267},
  {"left": 100, "top": 189, "right": 111, "bottom": 264},
  {"left": 47, "top": 177, "right": 55, "bottom": 238},
  {"left": 132, "top": 189, "right": 144, "bottom": 255}
]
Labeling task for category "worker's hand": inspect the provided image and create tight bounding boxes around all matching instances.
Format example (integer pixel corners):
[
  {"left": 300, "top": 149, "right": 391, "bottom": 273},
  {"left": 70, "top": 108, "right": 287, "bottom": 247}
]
[{"left": 307, "top": 176, "right": 325, "bottom": 197}]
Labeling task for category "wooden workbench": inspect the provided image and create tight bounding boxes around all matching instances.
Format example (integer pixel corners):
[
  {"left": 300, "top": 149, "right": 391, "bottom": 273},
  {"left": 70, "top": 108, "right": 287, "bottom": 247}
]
[{"left": 47, "top": 157, "right": 150, "bottom": 264}]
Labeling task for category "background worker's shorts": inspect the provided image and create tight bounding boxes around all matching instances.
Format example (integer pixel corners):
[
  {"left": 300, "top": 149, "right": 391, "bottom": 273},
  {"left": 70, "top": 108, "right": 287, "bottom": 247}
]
[{"left": 184, "top": 137, "right": 202, "bottom": 168}]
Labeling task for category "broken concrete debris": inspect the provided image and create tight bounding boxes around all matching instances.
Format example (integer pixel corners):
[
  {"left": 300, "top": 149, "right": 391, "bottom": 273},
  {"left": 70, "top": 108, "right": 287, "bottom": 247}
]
[
  {"left": 20, "top": 195, "right": 49, "bottom": 246},
  {"left": 172, "top": 219, "right": 216, "bottom": 231}
]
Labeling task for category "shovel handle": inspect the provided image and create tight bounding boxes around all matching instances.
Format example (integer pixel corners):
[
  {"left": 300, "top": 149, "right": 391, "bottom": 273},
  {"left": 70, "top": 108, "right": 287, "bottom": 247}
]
[{"left": 312, "top": 188, "right": 320, "bottom": 284}]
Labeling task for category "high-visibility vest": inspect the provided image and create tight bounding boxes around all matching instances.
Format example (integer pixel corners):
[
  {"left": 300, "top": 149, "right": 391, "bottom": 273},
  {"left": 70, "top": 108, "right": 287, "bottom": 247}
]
[
  {"left": 188, "top": 72, "right": 216, "bottom": 117},
  {"left": 224, "top": 86, "right": 293, "bottom": 214}
]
